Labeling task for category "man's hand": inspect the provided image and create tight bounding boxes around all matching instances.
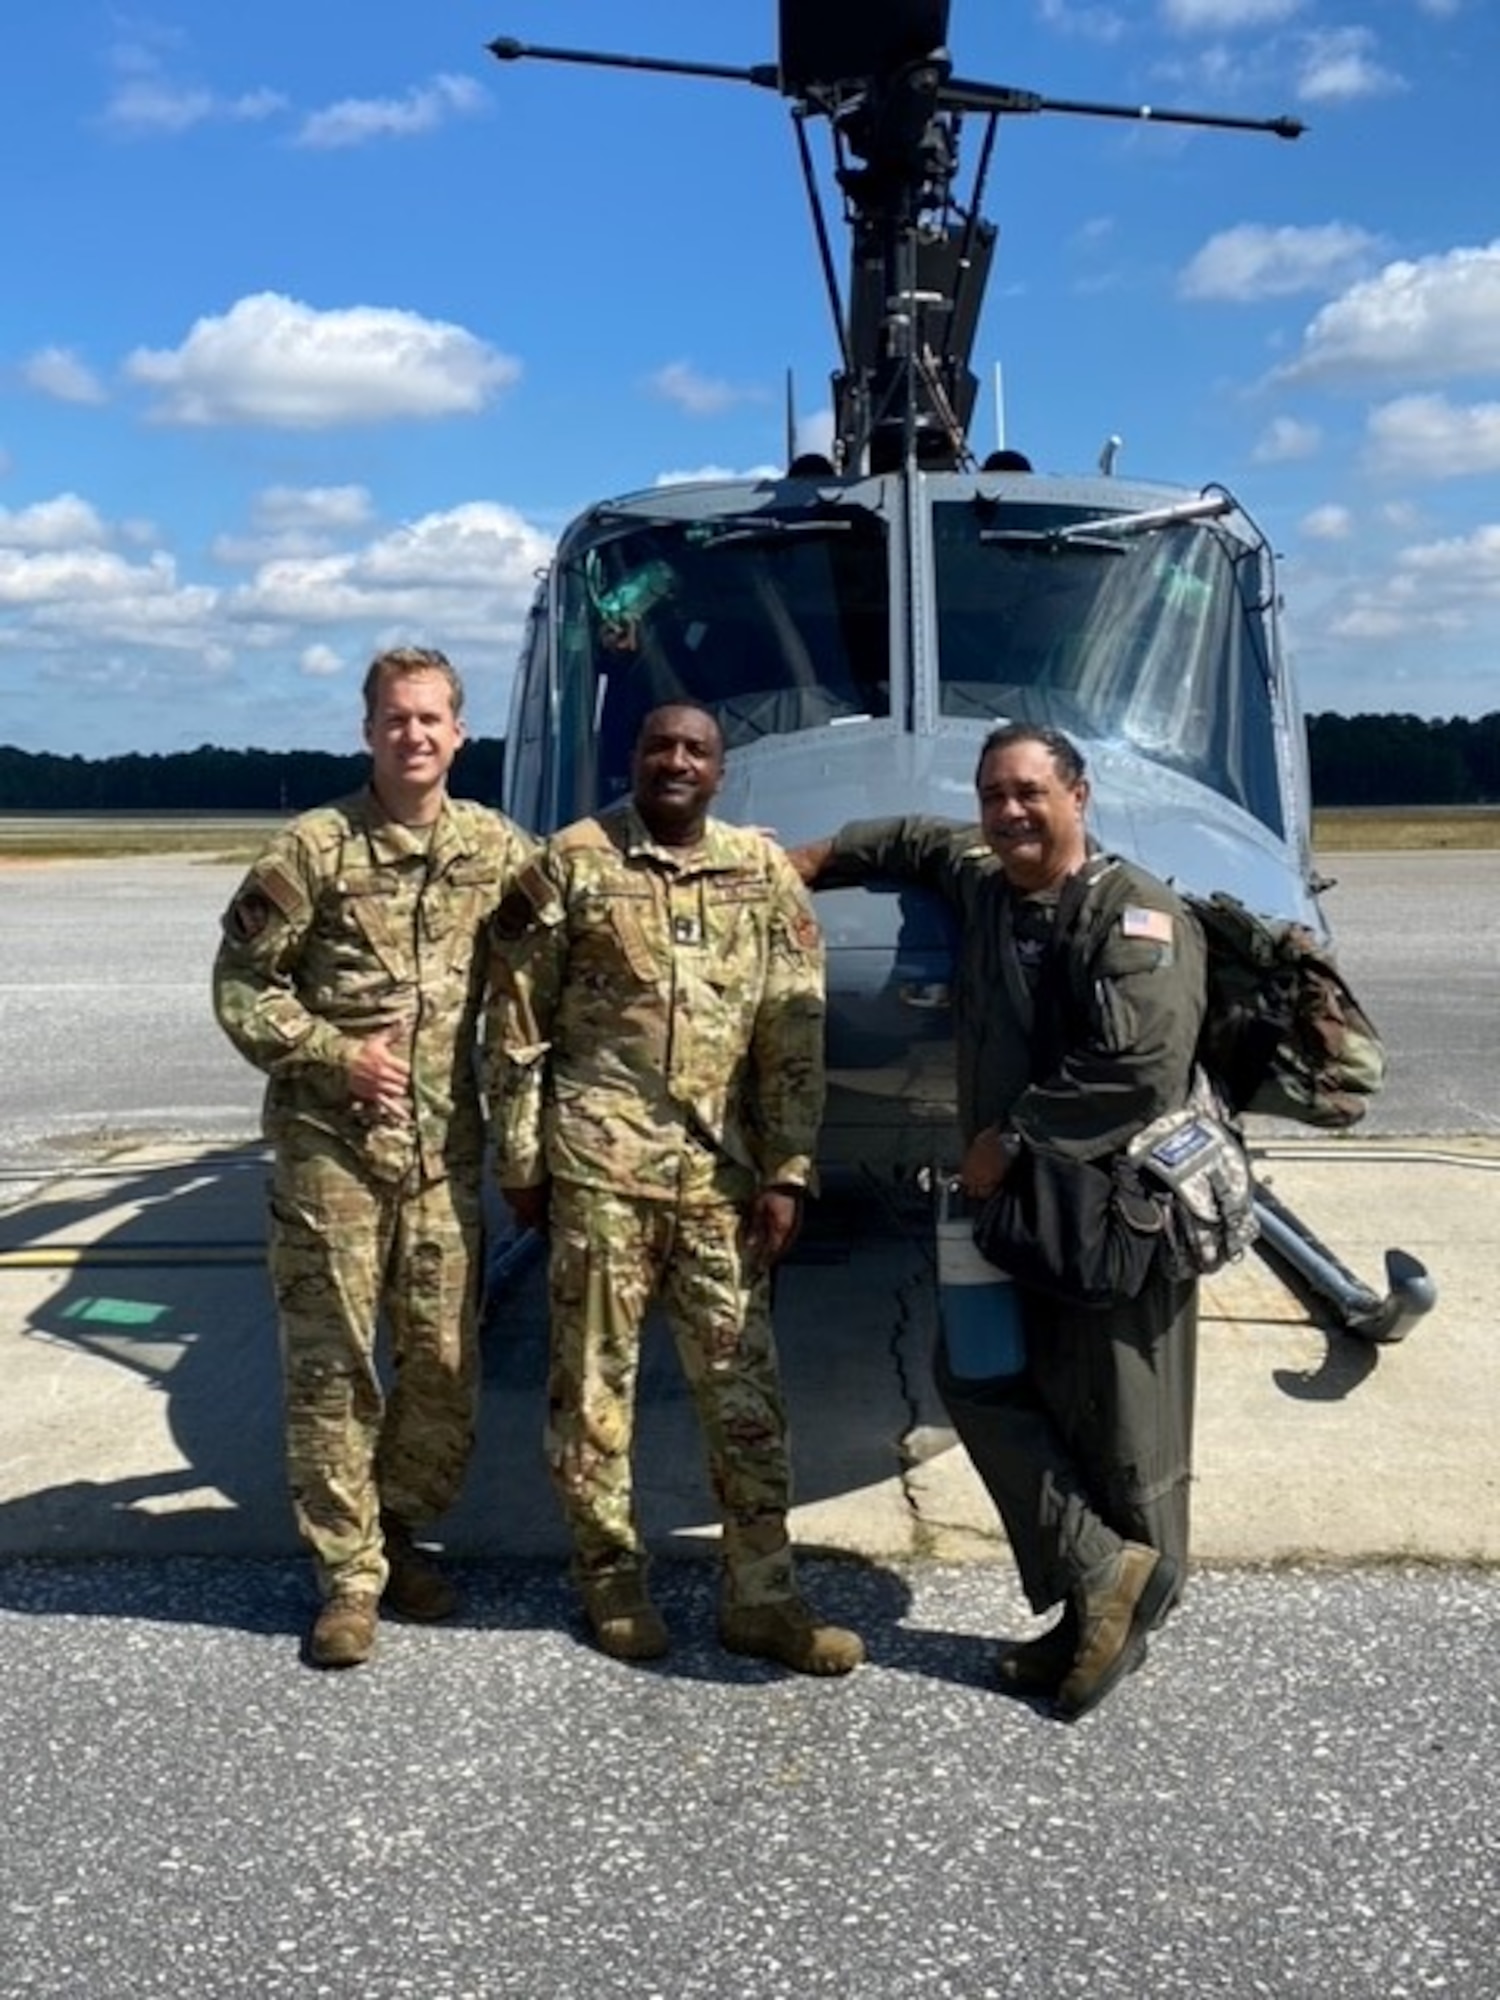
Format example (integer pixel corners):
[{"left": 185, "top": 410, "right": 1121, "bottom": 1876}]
[
  {"left": 505, "top": 1182, "right": 550, "bottom": 1235},
  {"left": 348, "top": 1026, "right": 412, "bottom": 1122},
  {"left": 744, "top": 1187, "right": 803, "bottom": 1274},
  {"left": 958, "top": 1126, "right": 1021, "bottom": 1200},
  {"left": 785, "top": 838, "right": 835, "bottom": 887}
]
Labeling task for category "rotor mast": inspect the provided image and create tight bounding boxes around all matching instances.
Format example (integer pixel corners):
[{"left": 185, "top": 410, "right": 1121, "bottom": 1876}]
[{"left": 489, "top": 1, "right": 1302, "bottom": 477}]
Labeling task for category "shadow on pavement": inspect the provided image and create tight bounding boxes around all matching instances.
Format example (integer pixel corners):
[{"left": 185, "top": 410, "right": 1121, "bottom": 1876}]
[{"left": 0, "top": 1146, "right": 928, "bottom": 1594}]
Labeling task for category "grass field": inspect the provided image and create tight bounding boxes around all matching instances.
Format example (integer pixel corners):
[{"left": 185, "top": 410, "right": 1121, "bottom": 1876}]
[
  {"left": 2, "top": 806, "right": 1499, "bottom": 861},
  {"left": 0, "top": 816, "right": 281, "bottom": 863},
  {"left": 1312, "top": 806, "right": 1500, "bottom": 851}
]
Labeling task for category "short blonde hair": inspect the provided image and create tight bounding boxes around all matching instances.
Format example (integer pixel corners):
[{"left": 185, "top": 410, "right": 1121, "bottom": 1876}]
[{"left": 362, "top": 646, "right": 465, "bottom": 720}]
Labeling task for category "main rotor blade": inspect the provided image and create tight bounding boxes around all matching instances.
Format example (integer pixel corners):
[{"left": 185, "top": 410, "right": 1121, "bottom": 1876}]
[{"left": 487, "top": 37, "right": 779, "bottom": 92}]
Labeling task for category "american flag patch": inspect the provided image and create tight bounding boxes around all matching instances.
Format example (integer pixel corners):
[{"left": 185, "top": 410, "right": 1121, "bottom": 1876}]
[{"left": 1121, "top": 905, "right": 1175, "bottom": 944}]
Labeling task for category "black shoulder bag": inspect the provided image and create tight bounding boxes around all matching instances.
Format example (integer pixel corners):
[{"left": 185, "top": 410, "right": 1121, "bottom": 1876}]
[{"left": 970, "top": 863, "right": 1174, "bottom": 1309}]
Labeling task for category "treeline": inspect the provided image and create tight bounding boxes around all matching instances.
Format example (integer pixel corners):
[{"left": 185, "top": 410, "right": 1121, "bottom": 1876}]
[
  {"left": 1, "top": 714, "right": 1498, "bottom": 811},
  {"left": 0, "top": 739, "right": 507, "bottom": 812},
  {"left": 1306, "top": 712, "right": 1500, "bottom": 806}
]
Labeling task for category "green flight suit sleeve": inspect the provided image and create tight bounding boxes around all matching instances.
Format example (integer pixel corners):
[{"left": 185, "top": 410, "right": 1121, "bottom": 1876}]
[{"left": 821, "top": 815, "right": 982, "bottom": 902}]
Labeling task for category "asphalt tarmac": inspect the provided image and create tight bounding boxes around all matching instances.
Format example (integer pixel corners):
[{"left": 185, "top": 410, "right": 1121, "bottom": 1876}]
[
  {"left": 1, "top": 846, "right": 1496, "bottom": 1998},
  {"left": 1, "top": 1557, "right": 1495, "bottom": 1999}
]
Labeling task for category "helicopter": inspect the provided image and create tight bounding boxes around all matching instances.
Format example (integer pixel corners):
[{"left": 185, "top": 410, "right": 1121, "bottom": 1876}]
[{"left": 489, "top": 1, "right": 1433, "bottom": 1343}]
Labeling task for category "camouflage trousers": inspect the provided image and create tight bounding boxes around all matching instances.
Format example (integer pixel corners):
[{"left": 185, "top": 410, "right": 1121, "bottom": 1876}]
[
  {"left": 268, "top": 1129, "right": 483, "bottom": 1599},
  {"left": 546, "top": 1180, "right": 796, "bottom": 1609}
]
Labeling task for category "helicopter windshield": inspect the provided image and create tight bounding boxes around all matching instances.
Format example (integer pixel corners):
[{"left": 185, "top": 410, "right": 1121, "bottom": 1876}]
[
  {"left": 555, "top": 511, "right": 892, "bottom": 816},
  {"left": 932, "top": 502, "right": 1284, "bottom": 832}
]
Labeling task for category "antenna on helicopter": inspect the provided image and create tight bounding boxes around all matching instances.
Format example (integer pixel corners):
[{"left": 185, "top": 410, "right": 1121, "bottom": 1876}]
[{"left": 489, "top": 2, "right": 1303, "bottom": 478}]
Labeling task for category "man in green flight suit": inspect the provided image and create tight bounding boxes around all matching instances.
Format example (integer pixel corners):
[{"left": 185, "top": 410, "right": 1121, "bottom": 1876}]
[
  {"left": 486, "top": 701, "right": 863, "bottom": 1675},
  {"left": 214, "top": 646, "right": 533, "bottom": 1669},
  {"left": 792, "top": 722, "right": 1207, "bottom": 1720}
]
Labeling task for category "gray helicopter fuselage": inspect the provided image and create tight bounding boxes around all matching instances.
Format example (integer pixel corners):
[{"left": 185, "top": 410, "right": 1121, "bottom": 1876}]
[{"left": 503, "top": 463, "right": 1322, "bottom": 1173}]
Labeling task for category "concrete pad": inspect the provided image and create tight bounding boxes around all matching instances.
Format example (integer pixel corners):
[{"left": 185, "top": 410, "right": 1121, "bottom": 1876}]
[{"left": 0, "top": 1135, "right": 1492, "bottom": 1570}]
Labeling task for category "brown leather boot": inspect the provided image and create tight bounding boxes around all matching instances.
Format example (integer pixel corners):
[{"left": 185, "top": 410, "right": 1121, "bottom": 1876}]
[
  {"left": 996, "top": 1603, "right": 1080, "bottom": 1696},
  {"left": 309, "top": 1591, "right": 379, "bottom": 1669},
  {"left": 720, "top": 1596, "right": 865, "bottom": 1677},
  {"left": 1054, "top": 1543, "right": 1178, "bottom": 1722},
  {"left": 381, "top": 1515, "right": 458, "bottom": 1623},
  {"left": 581, "top": 1574, "right": 670, "bottom": 1662}
]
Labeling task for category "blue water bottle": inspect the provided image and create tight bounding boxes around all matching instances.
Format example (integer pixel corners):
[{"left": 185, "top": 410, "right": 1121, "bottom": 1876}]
[{"left": 936, "top": 1179, "right": 1026, "bottom": 1380}]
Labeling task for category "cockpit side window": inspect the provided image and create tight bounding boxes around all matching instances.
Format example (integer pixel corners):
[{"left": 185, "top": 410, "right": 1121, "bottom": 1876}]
[{"left": 931, "top": 503, "right": 1283, "bottom": 834}]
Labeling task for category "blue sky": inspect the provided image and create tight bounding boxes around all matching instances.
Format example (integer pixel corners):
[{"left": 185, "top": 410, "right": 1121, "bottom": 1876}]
[{"left": 3, "top": 0, "right": 1497, "bottom": 759}]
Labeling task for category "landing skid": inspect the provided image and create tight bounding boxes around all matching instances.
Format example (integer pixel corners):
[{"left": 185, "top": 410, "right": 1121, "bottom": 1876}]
[{"left": 1250, "top": 1179, "right": 1437, "bottom": 1345}]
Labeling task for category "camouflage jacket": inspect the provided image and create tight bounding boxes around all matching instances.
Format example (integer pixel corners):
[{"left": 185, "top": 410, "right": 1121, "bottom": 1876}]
[
  {"left": 486, "top": 804, "right": 826, "bottom": 1204},
  {"left": 213, "top": 788, "right": 533, "bottom": 1183},
  {"left": 823, "top": 817, "right": 1206, "bottom": 1159}
]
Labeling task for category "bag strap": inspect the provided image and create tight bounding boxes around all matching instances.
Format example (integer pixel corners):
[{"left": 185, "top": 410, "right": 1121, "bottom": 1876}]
[
  {"left": 996, "top": 896, "right": 1036, "bottom": 1038},
  {"left": 1026, "top": 854, "right": 1114, "bottom": 1079}
]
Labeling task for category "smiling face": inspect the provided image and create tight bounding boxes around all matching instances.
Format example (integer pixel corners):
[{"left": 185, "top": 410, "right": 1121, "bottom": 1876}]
[
  {"left": 976, "top": 735, "right": 1090, "bottom": 893},
  {"left": 631, "top": 703, "right": 724, "bottom": 847},
  {"left": 364, "top": 666, "right": 466, "bottom": 823}
]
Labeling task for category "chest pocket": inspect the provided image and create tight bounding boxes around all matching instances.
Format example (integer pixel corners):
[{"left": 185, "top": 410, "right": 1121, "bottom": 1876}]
[
  {"left": 700, "top": 880, "right": 765, "bottom": 993},
  {"left": 422, "top": 859, "right": 495, "bottom": 952},
  {"left": 571, "top": 885, "right": 660, "bottom": 986},
  {"left": 316, "top": 869, "right": 410, "bottom": 975}
]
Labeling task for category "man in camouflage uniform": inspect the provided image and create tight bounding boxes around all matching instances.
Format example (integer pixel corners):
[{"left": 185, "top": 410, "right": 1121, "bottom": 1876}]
[
  {"left": 214, "top": 646, "right": 532, "bottom": 1669},
  {"left": 486, "top": 701, "right": 862, "bottom": 1675},
  {"left": 792, "top": 724, "right": 1206, "bottom": 1720}
]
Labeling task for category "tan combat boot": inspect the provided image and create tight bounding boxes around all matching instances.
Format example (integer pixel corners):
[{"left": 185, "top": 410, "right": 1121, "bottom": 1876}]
[
  {"left": 581, "top": 1574, "right": 670, "bottom": 1662},
  {"left": 720, "top": 1595, "right": 865, "bottom": 1677},
  {"left": 995, "top": 1602, "right": 1080, "bottom": 1697},
  {"left": 1053, "top": 1542, "right": 1178, "bottom": 1722},
  {"left": 381, "top": 1515, "right": 458, "bottom": 1622},
  {"left": 309, "top": 1591, "right": 379, "bottom": 1669}
]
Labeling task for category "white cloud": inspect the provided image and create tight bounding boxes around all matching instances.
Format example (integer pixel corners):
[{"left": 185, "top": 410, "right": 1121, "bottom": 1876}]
[
  {"left": 104, "top": 77, "right": 286, "bottom": 136},
  {"left": 1278, "top": 242, "right": 1500, "bottom": 385},
  {"left": 0, "top": 495, "right": 111, "bottom": 551},
  {"left": 1300, "top": 504, "right": 1352, "bottom": 540},
  {"left": 212, "top": 484, "right": 377, "bottom": 564},
  {"left": 1296, "top": 28, "right": 1404, "bottom": 104},
  {"left": 1179, "top": 223, "right": 1378, "bottom": 301},
  {"left": 21, "top": 347, "right": 108, "bottom": 406},
  {"left": 1037, "top": 0, "right": 1127, "bottom": 42},
  {"left": 0, "top": 493, "right": 555, "bottom": 751},
  {"left": 653, "top": 465, "right": 783, "bottom": 487},
  {"left": 1161, "top": 0, "right": 1302, "bottom": 29},
  {"left": 254, "top": 485, "right": 376, "bottom": 533},
  {"left": 648, "top": 362, "right": 765, "bottom": 418},
  {"left": 1252, "top": 415, "right": 1321, "bottom": 462},
  {"left": 123, "top": 293, "right": 520, "bottom": 429},
  {"left": 294, "top": 74, "right": 486, "bottom": 150},
  {"left": 229, "top": 501, "right": 551, "bottom": 630},
  {"left": 1325, "top": 524, "right": 1500, "bottom": 642},
  {"left": 1365, "top": 395, "right": 1500, "bottom": 480},
  {"left": 0, "top": 542, "right": 215, "bottom": 633}
]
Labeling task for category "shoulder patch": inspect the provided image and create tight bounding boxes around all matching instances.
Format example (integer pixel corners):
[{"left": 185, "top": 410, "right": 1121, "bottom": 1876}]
[
  {"left": 492, "top": 861, "right": 555, "bottom": 940},
  {"left": 227, "top": 890, "right": 273, "bottom": 942},
  {"left": 1121, "top": 905, "right": 1175, "bottom": 945},
  {"left": 224, "top": 855, "right": 305, "bottom": 940}
]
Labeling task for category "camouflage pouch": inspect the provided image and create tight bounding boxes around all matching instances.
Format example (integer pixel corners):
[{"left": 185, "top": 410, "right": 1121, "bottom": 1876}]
[
  {"left": 1186, "top": 889, "right": 1386, "bottom": 1128},
  {"left": 1126, "top": 1084, "right": 1259, "bottom": 1279}
]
